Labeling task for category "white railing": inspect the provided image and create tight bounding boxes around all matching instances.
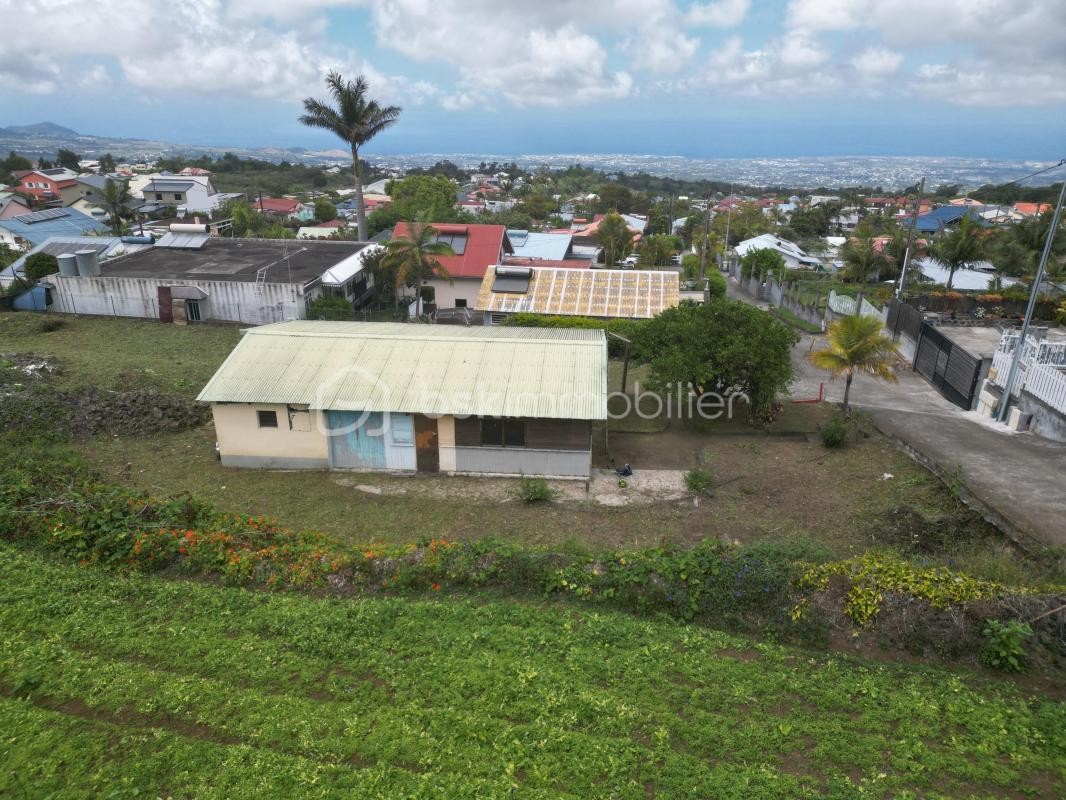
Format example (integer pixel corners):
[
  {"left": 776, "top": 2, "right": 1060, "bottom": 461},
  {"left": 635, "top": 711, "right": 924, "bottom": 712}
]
[
  {"left": 1025, "top": 364, "right": 1066, "bottom": 413},
  {"left": 997, "top": 333, "right": 1066, "bottom": 366}
]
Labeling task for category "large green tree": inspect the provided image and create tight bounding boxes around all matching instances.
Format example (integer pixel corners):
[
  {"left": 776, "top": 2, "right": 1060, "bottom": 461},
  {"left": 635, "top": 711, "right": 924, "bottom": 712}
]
[
  {"left": 387, "top": 175, "right": 459, "bottom": 222},
  {"left": 56, "top": 148, "right": 81, "bottom": 171},
  {"left": 637, "top": 299, "right": 797, "bottom": 420},
  {"left": 594, "top": 212, "right": 635, "bottom": 265},
  {"left": 639, "top": 234, "right": 680, "bottom": 267},
  {"left": 299, "top": 72, "right": 401, "bottom": 241},
  {"left": 740, "top": 247, "right": 786, "bottom": 282}
]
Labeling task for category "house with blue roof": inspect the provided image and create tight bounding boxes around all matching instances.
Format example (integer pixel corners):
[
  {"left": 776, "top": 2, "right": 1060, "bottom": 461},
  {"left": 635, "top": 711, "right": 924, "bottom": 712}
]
[
  {"left": 0, "top": 207, "right": 108, "bottom": 249},
  {"left": 909, "top": 205, "right": 989, "bottom": 234}
]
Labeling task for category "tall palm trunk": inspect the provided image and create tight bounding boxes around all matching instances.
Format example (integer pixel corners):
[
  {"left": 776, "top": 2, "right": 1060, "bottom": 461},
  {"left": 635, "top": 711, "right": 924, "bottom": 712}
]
[
  {"left": 352, "top": 146, "right": 367, "bottom": 241},
  {"left": 842, "top": 371, "right": 854, "bottom": 415}
]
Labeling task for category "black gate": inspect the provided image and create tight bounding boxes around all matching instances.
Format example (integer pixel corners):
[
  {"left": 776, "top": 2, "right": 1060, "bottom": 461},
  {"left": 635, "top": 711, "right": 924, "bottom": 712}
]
[
  {"left": 913, "top": 324, "right": 982, "bottom": 409},
  {"left": 887, "top": 297, "right": 923, "bottom": 342}
]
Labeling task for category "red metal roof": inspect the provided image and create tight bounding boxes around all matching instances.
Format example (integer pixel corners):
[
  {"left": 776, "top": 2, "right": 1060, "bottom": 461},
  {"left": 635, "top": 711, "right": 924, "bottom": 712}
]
[
  {"left": 254, "top": 197, "right": 300, "bottom": 214},
  {"left": 391, "top": 222, "right": 508, "bottom": 279}
]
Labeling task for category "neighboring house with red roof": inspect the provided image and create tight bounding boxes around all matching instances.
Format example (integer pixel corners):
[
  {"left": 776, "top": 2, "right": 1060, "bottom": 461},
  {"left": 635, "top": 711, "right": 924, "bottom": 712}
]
[
  {"left": 253, "top": 196, "right": 314, "bottom": 221},
  {"left": 1013, "top": 202, "right": 1052, "bottom": 217},
  {"left": 15, "top": 168, "right": 79, "bottom": 204},
  {"left": 391, "top": 222, "right": 511, "bottom": 310}
]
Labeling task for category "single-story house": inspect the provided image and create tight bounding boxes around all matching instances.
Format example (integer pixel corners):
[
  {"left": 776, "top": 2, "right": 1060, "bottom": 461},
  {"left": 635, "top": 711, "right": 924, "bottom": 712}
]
[
  {"left": 475, "top": 265, "right": 679, "bottom": 324},
  {"left": 734, "top": 233, "right": 822, "bottom": 270},
  {"left": 43, "top": 234, "right": 377, "bottom": 324},
  {"left": 909, "top": 206, "right": 989, "bottom": 234},
  {"left": 197, "top": 321, "right": 607, "bottom": 477},
  {"left": 913, "top": 257, "right": 1020, "bottom": 292},
  {"left": 253, "top": 197, "right": 314, "bottom": 221}
]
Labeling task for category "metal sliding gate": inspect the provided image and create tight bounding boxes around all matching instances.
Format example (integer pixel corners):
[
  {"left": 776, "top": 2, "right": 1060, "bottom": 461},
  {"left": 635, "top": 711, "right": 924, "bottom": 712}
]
[{"left": 912, "top": 324, "right": 982, "bottom": 409}]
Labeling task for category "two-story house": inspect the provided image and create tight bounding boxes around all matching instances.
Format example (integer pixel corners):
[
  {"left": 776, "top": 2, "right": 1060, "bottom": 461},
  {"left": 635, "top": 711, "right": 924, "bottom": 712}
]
[{"left": 14, "top": 168, "right": 80, "bottom": 204}]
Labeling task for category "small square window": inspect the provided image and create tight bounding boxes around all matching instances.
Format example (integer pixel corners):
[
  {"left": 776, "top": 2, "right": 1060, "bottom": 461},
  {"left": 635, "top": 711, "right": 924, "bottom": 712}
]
[
  {"left": 155, "top": 193, "right": 163, "bottom": 201},
  {"left": 174, "top": 193, "right": 182, "bottom": 200},
  {"left": 455, "top": 298, "right": 467, "bottom": 308},
  {"left": 257, "top": 409, "right": 278, "bottom": 428}
]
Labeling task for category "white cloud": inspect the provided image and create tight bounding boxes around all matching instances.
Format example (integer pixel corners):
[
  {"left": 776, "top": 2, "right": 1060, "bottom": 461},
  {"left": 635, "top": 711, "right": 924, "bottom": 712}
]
[
  {"left": 778, "top": 31, "right": 828, "bottom": 68},
  {"left": 687, "top": 0, "right": 751, "bottom": 27},
  {"left": 851, "top": 46, "right": 903, "bottom": 78},
  {"left": 0, "top": 0, "right": 1063, "bottom": 114}
]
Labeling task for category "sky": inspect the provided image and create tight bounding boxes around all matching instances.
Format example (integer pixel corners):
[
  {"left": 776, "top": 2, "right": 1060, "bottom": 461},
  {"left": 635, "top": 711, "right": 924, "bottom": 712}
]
[{"left": 1, "top": 0, "right": 1064, "bottom": 159}]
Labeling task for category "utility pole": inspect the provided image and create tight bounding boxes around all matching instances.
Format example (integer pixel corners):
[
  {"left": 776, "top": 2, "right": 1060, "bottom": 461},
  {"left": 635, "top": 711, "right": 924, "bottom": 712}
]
[
  {"left": 697, "top": 198, "right": 712, "bottom": 282},
  {"left": 996, "top": 171, "right": 1066, "bottom": 423},
  {"left": 722, "top": 183, "right": 735, "bottom": 273},
  {"left": 895, "top": 177, "right": 924, "bottom": 298}
]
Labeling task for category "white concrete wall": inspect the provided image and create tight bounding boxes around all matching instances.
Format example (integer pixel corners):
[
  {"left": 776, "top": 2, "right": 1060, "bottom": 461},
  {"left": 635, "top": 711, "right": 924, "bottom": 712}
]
[
  {"left": 212, "top": 403, "right": 329, "bottom": 468},
  {"left": 47, "top": 274, "right": 308, "bottom": 324},
  {"left": 423, "top": 277, "right": 483, "bottom": 309}
]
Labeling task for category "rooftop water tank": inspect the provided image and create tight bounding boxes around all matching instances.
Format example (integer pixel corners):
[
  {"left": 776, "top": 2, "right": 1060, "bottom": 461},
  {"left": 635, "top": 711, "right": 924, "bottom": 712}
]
[
  {"left": 57, "top": 253, "right": 79, "bottom": 277},
  {"left": 170, "top": 223, "right": 209, "bottom": 234},
  {"left": 75, "top": 249, "right": 100, "bottom": 277}
]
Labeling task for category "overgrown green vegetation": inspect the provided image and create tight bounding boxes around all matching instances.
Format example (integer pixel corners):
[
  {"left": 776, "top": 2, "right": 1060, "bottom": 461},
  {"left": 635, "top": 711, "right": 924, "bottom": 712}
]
[{"left": 2, "top": 545, "right": 1063, "bottom": 799}]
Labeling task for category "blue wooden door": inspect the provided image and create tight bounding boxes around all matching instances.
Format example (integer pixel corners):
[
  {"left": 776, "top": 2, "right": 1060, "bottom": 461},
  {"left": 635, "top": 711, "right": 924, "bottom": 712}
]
[{"left": 327, "top": 411, "right": 388, "bottom": 469}]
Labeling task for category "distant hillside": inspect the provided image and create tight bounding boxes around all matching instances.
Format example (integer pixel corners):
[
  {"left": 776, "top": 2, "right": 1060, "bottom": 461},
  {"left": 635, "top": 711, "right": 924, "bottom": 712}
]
[{"left": 1, "top": 122, "right": 80, "bottom": 138}]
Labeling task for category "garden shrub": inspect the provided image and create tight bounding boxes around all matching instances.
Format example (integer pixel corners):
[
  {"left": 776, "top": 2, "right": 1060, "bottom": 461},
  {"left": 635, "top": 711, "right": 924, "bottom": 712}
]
[
  {"left": 820, "top": 414, "right": 850, "bottom": 448},
  {"left": 514, "top": 476, "right": 557, "bottom": 504},
  {"left": 981, "top": 619, "right": 1032, "bottom": 672},
  {"left": 683, "top": 468, "right": 712, "bottom": 494}
]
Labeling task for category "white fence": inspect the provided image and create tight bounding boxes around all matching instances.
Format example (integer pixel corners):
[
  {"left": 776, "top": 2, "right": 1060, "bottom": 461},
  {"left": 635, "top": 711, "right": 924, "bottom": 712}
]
[
  {"left": 1025, "top": 364, "right": 1066, "bottom": 412},
  {"left": 989, "top": 335, "right": 1066, "bottom": 413},
  {"left": 826, "top": 290, "right": 884, "bottom": 321}
]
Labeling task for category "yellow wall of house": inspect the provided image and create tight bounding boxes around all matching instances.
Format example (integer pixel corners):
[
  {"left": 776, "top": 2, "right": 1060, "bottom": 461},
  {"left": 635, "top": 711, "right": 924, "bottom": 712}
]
[
  {"left": 211, "top": 403, "right": 329, "bottom": 466},
  {"left": 437, "top": 414, "right": 457, "bottom": 471}
]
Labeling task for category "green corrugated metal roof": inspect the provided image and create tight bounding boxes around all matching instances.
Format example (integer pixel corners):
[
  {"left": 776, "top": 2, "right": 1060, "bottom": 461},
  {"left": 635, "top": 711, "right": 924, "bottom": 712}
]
[{"left": 197, "top": 321, "right": 608, "bottom": 420}]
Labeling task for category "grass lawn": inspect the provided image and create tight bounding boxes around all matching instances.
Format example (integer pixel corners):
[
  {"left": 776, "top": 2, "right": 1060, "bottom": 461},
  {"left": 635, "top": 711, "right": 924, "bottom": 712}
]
[
  {"left": 2, "top": 545, "right": 1062, "bottom": 800},
  {"left": 4, "top": 311, "right": 1046, "bottom": 579},
  {"left": 0, "top": 312, "right": 242, "bottom": 396}
]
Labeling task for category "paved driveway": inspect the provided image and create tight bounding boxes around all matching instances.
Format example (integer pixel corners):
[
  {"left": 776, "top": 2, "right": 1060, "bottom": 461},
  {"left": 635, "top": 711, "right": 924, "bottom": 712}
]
[{"left": 728, "top": 274, "right": 1066, "bottom": 548}]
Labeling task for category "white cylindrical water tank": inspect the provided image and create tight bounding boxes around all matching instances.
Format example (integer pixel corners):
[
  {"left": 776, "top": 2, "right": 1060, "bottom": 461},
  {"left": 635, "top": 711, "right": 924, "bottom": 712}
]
[
  {"left": 57, "top": 253, "right": 79, "bottom": 277},
  {"left": 75, "top": 249, "right": 100, "bottom": 277},
  {"left": 170, "top": 223, "right": 210, "bottom": 234}
]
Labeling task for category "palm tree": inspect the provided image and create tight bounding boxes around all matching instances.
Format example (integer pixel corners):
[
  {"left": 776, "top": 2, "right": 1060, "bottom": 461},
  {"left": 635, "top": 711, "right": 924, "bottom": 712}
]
[
  {"left": 102, "top": 178, "right": 131, "bottom": 234},
  {"left": 594, "top": 212, "right": 634, "bottom": 265},
  {"left": 299, "top": 72, "right": 401, "bottom": 242},
  {"left": 809, "top": 315, "right": 899, "bottom": 415},
  {"left": 382, "top": 215, "right": 455, "bottom": 317},
  {"left": 841, "top": 233, "right": 891, "bottom": 283},
  {"left": 933, "top": 214, "right": 986, "bottom": 290}
]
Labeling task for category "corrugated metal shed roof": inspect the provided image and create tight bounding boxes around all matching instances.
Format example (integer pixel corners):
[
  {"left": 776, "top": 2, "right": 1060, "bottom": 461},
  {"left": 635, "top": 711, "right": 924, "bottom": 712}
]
[
  {"left": 475, "top": 266, "right": 680, "bottom": 319},
  {"left": 197, "top": 321, "right": 607, "bottom": 420}
]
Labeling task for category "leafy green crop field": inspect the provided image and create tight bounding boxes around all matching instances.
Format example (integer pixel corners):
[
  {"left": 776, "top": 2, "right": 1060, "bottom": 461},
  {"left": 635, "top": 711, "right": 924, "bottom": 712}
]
[{"left": 1, "top": 545, "right": 1062, "bottom": 799}]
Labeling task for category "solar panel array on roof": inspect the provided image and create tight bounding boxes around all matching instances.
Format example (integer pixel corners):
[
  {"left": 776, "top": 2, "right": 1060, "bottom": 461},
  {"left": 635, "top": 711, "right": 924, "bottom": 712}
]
[
  {"left": 13, "top": 208, "right": 70, "bottom": 224},
  {"left": 154, "top": 232, "right": 210, "bottom": 249},
  {"left": 477, "top": 266, "right": 680, "bottom": 319}
]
